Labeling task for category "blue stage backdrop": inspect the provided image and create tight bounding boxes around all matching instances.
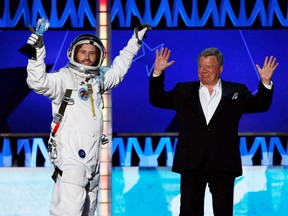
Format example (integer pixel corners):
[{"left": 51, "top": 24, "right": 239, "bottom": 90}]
[{"left": 1, "top": 29, "right": 287, "bottom": 133}]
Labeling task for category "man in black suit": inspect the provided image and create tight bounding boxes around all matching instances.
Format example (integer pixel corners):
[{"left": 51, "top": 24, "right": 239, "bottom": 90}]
[{"left": 149, "top": 47, "right": 278, "bottom": 216}]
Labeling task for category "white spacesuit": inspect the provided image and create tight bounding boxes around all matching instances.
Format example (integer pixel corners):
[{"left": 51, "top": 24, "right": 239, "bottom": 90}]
[{"left": 26, "top": 25, "right": 151, "bottom": 216}]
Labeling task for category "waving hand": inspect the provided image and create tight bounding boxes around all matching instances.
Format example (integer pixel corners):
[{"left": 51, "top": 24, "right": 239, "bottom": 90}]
[
  {"left": 153, "top": 48, "right": 175, "bottom": 76},
  {"left": 256, "top": 56, "right": 279, "bottom": 85}
]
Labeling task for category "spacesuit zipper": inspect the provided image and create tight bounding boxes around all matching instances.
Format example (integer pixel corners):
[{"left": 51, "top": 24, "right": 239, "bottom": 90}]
[{"left": 87, "top": 84, "right": 96, "bottom": 119}]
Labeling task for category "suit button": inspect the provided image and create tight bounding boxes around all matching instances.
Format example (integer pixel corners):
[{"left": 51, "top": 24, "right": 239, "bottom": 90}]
[{"left": 207, "top": 128, "right": 211, "bottom": 131}]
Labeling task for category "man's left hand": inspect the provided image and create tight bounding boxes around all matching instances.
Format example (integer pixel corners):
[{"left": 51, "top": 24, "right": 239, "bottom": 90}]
[{"left": 256, "top": 56, "right": 279, "bottom": 85}]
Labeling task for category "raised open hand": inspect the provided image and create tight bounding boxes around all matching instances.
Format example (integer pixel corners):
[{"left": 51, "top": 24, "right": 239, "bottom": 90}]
[
  {"left": 153, "top": 47, "right": 175, "bottom": 76},
  {"left": 256, "top": 56, "right": 279, "bottom": 85}
]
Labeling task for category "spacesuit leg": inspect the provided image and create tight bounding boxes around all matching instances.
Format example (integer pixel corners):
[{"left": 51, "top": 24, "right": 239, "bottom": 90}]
[
  {"left": 50, "top": 175, "right": 61, "bottom": 216},
  {"left": 61, "top": 180, "right": 87, "bottom": 216},
  {"left": 61, "top": 166, "right": 89, "bottom": 216},
  {"left": 49, "top": 165, "right": 89, "bottom": 216},
  {"left": 50, "top": 173, "right": 88, "bottom": 216},
  {"left": 82, "top": 185, "right": 99, "bottom": 216},
  {"left": 82, "top": 170, "right": 101, "bottom": 216}
]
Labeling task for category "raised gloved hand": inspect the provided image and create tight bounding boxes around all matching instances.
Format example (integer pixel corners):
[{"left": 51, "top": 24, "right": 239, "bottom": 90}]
[
  {"left": 134, "top": 23, "right": 152, "bottom": 45},
  {"left": 27, "top": 25, "right": 44, "bottom": 48}
]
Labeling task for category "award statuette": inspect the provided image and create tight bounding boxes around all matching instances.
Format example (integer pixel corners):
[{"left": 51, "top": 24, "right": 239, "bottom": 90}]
[{"left": 18, "top": 18, "right": 50, "bottom": 60}]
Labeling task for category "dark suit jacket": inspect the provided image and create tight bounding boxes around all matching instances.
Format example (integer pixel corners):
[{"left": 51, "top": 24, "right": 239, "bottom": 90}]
[{"left": 149, "top": 73, "right": 273, "bottom": 177}]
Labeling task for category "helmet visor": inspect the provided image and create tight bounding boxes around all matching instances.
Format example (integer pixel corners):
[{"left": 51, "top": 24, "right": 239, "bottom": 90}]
[{"left": 72, "top": 40, "right": 103, "bottom": 68}]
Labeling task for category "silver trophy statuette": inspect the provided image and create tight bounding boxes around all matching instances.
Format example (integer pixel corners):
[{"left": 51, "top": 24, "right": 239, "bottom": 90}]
[
  {"left": 18, "top": 18, "right": 50, "bottom": 60},
  {"left": 35, "top": 18, "right": 50, "bottom": 35}
]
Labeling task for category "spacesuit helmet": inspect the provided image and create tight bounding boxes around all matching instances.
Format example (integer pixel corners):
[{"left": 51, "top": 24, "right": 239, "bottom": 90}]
[{"left": 67, "top": 34, "right": 106, "bottom": 72}]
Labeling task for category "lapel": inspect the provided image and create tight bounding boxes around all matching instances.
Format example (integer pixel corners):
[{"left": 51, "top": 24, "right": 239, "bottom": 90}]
[{"left": 190, "top": 82, "right": 207, "bottom": 123}]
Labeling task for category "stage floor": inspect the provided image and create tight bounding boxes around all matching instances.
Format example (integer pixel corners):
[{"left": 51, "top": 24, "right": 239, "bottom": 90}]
[{"left": 0, "top": 166, "right": 287, "bottom": 216}]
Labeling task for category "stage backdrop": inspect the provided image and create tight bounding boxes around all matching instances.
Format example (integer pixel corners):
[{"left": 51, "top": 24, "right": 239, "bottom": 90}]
[{"left": 1, "top": 29, "right": 288, "bottom": 133}]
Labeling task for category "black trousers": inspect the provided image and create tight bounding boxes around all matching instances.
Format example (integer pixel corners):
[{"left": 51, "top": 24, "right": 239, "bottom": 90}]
[{"left": 179, "top": 164, "right": 236, "bottom": 216}]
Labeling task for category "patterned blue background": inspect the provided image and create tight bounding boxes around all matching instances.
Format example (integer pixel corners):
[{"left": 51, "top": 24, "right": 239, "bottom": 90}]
[{"left": 1, "top": 29, "right": 288, "bottom": 133}]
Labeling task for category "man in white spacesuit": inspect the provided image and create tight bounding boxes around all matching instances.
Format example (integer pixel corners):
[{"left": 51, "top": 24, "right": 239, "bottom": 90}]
[{"left": 25, "top": 24, "right": 151, "bottom": 216}]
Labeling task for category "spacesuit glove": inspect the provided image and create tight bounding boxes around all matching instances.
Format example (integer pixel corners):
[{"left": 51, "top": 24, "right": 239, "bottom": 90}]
[
  {"left": 134, "top": 23, "right": 152, "bottom": 45},
  {"left": 27, "top": 25, "right": 44, "bottom": 48}
]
